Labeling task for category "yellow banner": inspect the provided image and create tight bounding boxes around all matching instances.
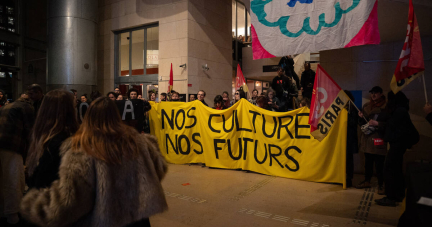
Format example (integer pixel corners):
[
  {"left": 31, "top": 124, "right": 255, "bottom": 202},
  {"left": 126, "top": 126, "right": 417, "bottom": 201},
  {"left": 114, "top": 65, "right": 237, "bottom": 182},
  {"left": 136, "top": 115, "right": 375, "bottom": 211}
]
[{"left": 149, "top": 99, "right": 347, "bottom": 188}]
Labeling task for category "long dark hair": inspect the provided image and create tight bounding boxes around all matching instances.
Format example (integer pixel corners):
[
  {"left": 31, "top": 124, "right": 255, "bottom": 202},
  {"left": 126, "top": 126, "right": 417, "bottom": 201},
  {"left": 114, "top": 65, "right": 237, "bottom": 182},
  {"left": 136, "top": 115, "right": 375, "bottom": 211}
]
[
  {"left": 70, "top": 97, "right": 140, "bottom": 164},
  {"left": 27, "top": 89, "right": 79, "bottom": 175}
]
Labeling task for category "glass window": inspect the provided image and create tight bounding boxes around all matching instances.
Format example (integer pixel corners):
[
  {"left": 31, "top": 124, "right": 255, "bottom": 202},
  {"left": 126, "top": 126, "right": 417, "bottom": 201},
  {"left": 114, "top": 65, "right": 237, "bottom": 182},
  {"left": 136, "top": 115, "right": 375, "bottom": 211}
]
[
  {"left": 146, "top": 27, "right": 159, "bottom": 75},
  {"left": 119, "top": 33, "right": 130, "bottom": 76},
  {"left": 131, "top": 30, "right": 144, "bottom": 76},
  {"left": 232, "top": 0, "right": 236, "bottom": 38},
  {"left": 237, "top": 3, "right": 245, "bottom": 42},
  {"left": 116, "top": 25, "right": 159, "bottom": 78},
  {"left": 6, "top": 6, "right": 13, "bottom": 15},
  {"left": 247, "top": 11, "right": 251, "bottom": 42},
  {"left": 7, "top": 17, "right": 13, "bottom": 25}
]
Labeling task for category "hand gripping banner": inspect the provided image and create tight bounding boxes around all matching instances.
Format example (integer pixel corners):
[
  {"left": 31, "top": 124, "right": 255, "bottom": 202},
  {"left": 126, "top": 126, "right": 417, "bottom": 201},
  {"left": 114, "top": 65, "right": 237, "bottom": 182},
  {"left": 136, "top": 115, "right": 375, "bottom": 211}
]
[
  {"left": 251, "top": 0, "right": 380, "bottom": 59},
  {"left": 149, "top": 99, "right": 347, "bottom": 188}
]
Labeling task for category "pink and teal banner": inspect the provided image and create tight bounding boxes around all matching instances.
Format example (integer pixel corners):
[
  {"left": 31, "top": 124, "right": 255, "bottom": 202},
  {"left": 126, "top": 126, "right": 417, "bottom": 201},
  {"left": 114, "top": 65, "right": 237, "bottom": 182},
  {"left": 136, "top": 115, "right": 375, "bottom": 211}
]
[{"left": 251, "top": 0, "right": 380, "bottom": 59}]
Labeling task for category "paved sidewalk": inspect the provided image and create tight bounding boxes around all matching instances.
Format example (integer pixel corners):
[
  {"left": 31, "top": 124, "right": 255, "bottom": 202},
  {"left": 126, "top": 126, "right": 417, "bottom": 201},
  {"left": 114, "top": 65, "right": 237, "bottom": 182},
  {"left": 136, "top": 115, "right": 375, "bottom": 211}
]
[{"left": 151, "top": 164, "right": 400, "bottom": 227}]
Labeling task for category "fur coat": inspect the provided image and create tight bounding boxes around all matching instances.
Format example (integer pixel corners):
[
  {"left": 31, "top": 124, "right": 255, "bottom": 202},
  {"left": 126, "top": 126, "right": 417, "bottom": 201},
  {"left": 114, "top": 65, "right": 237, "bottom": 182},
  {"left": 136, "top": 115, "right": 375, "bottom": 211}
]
[{"left": 21, "top": 134, "right": 168, "bottom": 227}]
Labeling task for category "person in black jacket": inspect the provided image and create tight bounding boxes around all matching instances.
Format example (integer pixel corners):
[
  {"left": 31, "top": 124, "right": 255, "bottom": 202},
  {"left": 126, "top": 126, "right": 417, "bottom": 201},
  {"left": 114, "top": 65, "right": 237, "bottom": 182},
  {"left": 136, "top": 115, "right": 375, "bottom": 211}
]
[
  {"left": 345, "top": 91, "right": 359, "bottom": 187},
  {"left": 27, "top": 84, "right": 44, "bottom": 117},
  {"left": 278, "top": 55, "right": 300, "bottom": 89},
  {"left": 301, "top": 62, "right": 315, "bottom": 99},
  {"left": 26, "top": 89, "right": 79, "bottom": 190},
  {"left": 375, "top": 91, "right": 417, "bottom": 207}
]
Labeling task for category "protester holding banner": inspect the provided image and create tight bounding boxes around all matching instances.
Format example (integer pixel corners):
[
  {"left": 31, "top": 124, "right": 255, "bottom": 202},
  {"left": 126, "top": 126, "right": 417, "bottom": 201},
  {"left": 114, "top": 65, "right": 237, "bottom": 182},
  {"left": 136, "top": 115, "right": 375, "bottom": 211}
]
[
  {"left": 301, "top": 62, "right": 315, "bottom": 99},
  {"left": 356, "top": 86, "right": 387, "bottom": 194},
  {"left": 256, "top": 95, "right": 270, "bottom": 111},
  {"left": 26, "top": 89, "right": 79, "bottom": 191},
  {"left": 170, "top": 91, "right": 179, "bottom": 102},
  {"left": 160, "top": 93, "right": 167, "bottom": 102},
  {"left": 222, "top": 91, "right": 231, "bottom": 108},
  {"left": 21, "top": 97, "right": 168, "bottom": 227},
  {"left": 107, "top": 92, "right": 118, "bottom": 101},
  {"left": 235, "top": 89, "right": 246, "bottom": 103},
  {"left": 127, "top": 88, "right": 139, "bottom": 100},
  {"left": 197, "top": 90, "right": 208, "bottom": 106},
  {"left": 267, "top": 89, "right": 280, "bottom": 112},
  {"left": 189, "top": 94, "right": 196, "bottom": 102},
  {"left": 249, "top": 89, "right": 258, "bottom": 105},
  {"left": 149, "top": 92, "right": 156, "bottom": 102},
  {"left": 299, "top": 98, "right": 310, "bottom": 108},
  {"left": 375, "top": 91, "right": 419, "bottom": 207},
  {"left": 214, "top": 95, "right": 225, "bottom": 110}
]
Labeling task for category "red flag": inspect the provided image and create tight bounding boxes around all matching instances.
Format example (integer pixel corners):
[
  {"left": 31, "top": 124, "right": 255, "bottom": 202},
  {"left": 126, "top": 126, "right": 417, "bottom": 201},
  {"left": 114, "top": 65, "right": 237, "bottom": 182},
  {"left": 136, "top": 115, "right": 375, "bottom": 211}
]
[
  {"left": 168, "top": 63, "right": 173, "bottom": 93},
  {"left": 309, "top": 65, "right": 350, "bottom": 141},
  {"left": 235, "top": 64, "right": 249, "bottom": 92},
  {"left": 391, "top": 0, "right": 425, "bottom": 93}
]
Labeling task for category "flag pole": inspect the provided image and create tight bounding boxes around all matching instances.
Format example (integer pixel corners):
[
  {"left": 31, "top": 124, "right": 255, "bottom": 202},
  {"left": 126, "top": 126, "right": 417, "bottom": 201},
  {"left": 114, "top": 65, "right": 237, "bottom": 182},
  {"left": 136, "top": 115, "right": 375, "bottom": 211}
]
[
  {"left": 348, "top": 100, "right": 368, "bottom": 122},
  {"left": 422, "top": 74, "right": 428, "bottom": 103}
]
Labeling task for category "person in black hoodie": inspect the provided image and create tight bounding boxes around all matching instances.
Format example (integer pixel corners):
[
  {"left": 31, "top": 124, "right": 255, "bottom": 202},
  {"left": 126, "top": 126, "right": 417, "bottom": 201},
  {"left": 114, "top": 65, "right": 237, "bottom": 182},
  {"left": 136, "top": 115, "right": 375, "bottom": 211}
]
[
  {"left": 375, "top": 91, "right": 418, "bottom": 207},
  {"left": 26, "top": 89, "right": 79, "bottom": 189},
  {"left": 278, "top": 55, "right": 300, "bottom": 89}
]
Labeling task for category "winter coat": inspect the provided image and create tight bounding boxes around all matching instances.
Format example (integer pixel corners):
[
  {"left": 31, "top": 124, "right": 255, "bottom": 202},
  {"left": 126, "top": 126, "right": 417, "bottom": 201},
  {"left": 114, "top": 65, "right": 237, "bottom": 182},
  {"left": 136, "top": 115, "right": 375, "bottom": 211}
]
[
  {"left": 358, "top": 100, "right": 387, "bottom": 156},
  {"left": 27, "top": 132, "right": 70, "bottom": 189},
  {"left": 21, "top": 134, "right": 168, "bottom": 227},
  {"left": 0, "top": 99, "right": 34, "bottom": 156},
  {"left": 384, "top": 106, "right": 415, "bottom": 149}
]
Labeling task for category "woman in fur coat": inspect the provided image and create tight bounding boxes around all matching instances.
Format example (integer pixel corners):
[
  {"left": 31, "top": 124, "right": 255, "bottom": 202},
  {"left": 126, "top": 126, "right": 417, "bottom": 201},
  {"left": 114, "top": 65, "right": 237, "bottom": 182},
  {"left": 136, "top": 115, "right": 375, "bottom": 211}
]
[{"left": 21, "top": 97, "right": 168, "bottom": 227}]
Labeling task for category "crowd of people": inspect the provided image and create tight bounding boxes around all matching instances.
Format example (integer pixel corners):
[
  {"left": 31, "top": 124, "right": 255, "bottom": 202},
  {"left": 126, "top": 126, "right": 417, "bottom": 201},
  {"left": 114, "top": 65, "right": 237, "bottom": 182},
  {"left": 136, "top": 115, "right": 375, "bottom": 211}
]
[
  {"left": 0, "top": 57, "right": 429, "bottom": 227},
  {"left": 0, "top": 85, "right": 166, "bottom": 226}
]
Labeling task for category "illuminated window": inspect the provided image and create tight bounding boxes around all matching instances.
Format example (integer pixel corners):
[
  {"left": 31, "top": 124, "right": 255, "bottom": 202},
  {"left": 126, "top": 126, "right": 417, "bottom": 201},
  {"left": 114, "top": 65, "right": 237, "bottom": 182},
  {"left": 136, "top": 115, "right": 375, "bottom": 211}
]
[{"left": 116, "top": 25, "right": 159, "bottom": 78}]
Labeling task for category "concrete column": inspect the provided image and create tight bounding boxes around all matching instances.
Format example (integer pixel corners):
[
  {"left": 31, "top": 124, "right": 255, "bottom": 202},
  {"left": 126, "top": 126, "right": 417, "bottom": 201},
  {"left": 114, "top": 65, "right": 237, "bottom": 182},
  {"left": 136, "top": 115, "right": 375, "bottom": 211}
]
[{"left": 47, "top": 0, "right": 98, "bottom": 95}]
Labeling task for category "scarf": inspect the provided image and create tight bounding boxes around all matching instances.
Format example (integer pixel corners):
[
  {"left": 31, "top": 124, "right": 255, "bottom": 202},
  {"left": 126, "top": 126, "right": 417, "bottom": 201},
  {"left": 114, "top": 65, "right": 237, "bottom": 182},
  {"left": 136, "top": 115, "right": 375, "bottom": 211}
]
[{"left": 370, "top": 96, "right": 386, "bottom": 109}]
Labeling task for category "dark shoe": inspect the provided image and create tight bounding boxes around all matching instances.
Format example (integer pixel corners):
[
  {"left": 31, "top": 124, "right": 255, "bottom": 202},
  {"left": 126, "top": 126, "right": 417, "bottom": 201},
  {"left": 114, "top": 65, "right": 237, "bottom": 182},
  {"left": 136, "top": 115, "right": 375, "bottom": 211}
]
[
  {"left": 377, "top": 186, "right": 385, "bottom": 195},
  {"left": 355, "top": 181, "right": 371, "bottom": 189},
  {"left": 375, "top": 197, "right": 397, "bottom": 207}
]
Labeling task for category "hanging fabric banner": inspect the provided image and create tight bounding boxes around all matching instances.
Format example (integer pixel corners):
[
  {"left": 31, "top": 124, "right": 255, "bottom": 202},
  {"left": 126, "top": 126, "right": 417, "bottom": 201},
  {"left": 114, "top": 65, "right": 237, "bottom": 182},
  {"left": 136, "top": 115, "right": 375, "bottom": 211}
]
[
  {"left": 149, "top": 99, "right": 347, "bottom": 188},
  {"left": 250, "top": 0, "right": 380, "bottom": 59}
]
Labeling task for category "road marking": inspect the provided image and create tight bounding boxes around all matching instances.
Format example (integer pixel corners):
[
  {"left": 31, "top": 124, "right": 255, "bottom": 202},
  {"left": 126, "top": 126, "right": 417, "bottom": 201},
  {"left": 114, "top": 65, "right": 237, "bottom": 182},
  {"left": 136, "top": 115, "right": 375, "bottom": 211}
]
[
  {"left": 229, "top": 176, "right": 276, "bottom": 201},
  {"left": 165, "top": 191, "right": 207, "bottom": 204},
  {"left": 353, "top": 186, "right": 375, "bottom": 225},
  {"left": 238, "top": 208, "right": 330, "bottom": 226}
]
